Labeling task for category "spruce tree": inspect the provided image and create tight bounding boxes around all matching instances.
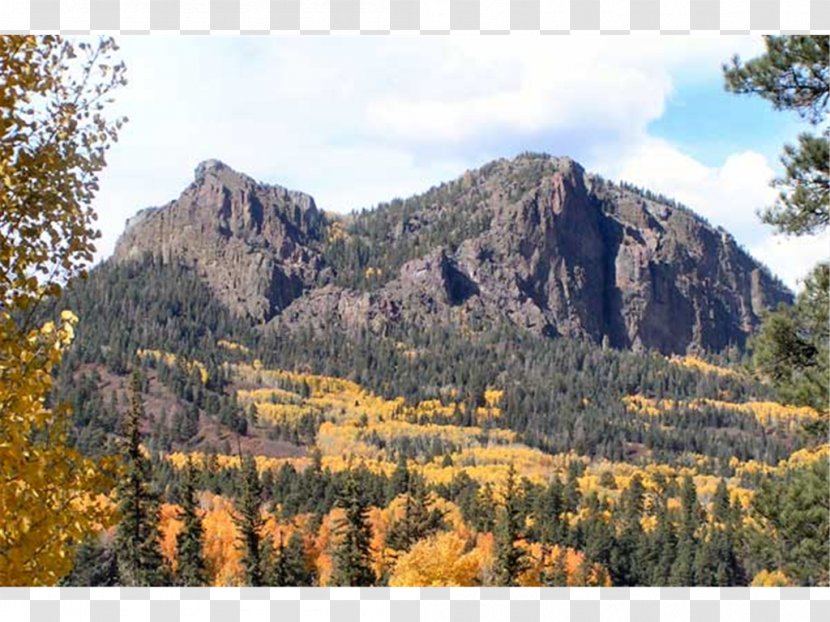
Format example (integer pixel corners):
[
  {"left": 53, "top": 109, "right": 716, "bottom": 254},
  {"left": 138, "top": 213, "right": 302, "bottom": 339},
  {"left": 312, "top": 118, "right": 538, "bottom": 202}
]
[
  {"left": 115, "top": 372, "right": 168, "bottom": 586},
  {"left": 612, "top": 473, "right": 645, "bottom": 586},
  {"left": 331, "top": 471, "right": 375, "bottom": 586},
  {"left": 270, "top": 530, "right": 313, "bottom": 586},
  {"left": 176, "top": 457, "right": 207, "bottom": 586},
  {"left": 494, "top": 463, "right": 527, "bottom": 586},
  {"left": 385, "top": 474, "right": 445, "bottom": 555},
  {"left": 236, "top": 454, "right": 265, "bottom": 586},
  {"left": 670, "top": 475, "right": 700, "bottom": 585}
]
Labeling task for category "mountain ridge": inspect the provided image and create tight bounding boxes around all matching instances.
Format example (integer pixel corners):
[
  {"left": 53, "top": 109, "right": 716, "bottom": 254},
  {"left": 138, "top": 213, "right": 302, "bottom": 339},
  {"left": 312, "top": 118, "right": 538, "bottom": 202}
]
[{"left": 113, "top": 153, "right": 792, "bottom": 354}]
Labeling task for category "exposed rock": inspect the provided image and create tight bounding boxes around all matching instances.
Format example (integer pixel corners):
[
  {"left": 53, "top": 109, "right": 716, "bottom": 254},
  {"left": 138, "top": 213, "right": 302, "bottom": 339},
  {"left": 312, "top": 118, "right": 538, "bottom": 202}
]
[
  {"left": 114, "top": 154, "right": 793, "bottom": 354},
  {"left": 114, "top": 160, "right": 328, "bottom": 322}
]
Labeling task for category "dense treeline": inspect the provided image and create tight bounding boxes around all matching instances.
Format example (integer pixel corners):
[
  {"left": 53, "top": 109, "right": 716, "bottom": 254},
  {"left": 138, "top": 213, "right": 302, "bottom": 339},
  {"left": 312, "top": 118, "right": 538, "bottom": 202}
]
[
  {"left": 47, "top": 257, "right": 827, "bottom": 587},
  {"left": 62, "top": 427, "right": 828, "bottom": 587},
  {"left": 51, "top": 257, "right": 796, "bottom": 472}
]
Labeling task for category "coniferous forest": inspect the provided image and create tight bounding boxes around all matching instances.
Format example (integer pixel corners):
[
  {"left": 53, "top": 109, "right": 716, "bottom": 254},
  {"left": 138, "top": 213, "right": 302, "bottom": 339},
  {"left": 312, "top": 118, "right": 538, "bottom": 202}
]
[
  {"left": 1, "top": 35, "right": 828, "bottom": 590},
  {"left": 46, "top": 256, "right": 828, "bottom": 588}
]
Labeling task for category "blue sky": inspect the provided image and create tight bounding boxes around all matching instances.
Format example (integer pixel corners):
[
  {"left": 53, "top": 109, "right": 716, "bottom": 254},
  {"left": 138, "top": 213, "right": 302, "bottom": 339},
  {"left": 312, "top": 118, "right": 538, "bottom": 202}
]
[
  {"left": 648, "top": 79, "right": 803, "bottom": 168},
  {"left": 91, "top": 35, "right": 827, "bottom": 290}
]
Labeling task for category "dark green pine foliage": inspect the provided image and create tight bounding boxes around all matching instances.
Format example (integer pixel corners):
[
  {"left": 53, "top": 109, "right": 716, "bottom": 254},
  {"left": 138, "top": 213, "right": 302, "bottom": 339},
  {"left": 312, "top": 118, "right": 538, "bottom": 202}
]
[
  {"left": 610, "top": 473, "right": 645, "bottom": 586},
  {"left": 270, "top": 531, "right": 313, "bottom": 586},
  {"left": 115, "top": 372, "right": 169, "bottom": 586},
  {"left": 176, "top": 458, "right": 207, "bottom": 587},
  {"left": 494, "top": 463, "right": 527, "bottom": 586},
  {"left": 387, "top": 453, "right": 411, "bottom": 501},
  {"left": 62, "top": 538, "right": 119, "bottom": 587},
  {"left": 724, "top": 36, "right": 828, "bottom": 235},
  {"left": 751, "top": 459, "right": 830, "bottom": 586},
  {"left": 670, "top": 475, "right": 701, "bottom": 585},
  {"left": 640, "top": 480, "right": 676, "bottom": 586},
  {"left": 385, "top": 474, "right": 446, "bottom": 555},
  {"left": 577, "top": 493, "right": 615, "bottom": 577},
  {"left": 331, "top": 470, "right": 375, "bottom": 586},
  {"left": 533, "top": 476, "right": 566, "bottom": 546},
  {"left": 695, "top": 479, "right": 745, "bottom": 586},
  {"left": 236, "top": 454, "right": 265, "bottom": 586}
]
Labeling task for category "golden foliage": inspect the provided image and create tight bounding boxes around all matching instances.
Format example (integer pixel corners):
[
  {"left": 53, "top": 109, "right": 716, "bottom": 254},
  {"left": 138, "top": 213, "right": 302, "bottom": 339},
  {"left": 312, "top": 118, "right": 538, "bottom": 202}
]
[
  {"left": 0, "top": 311, "right": 116, "bottom": 585},
  {"left": 159, "top": 503, "right": 184, "bottom": 573},
  {"left": 388, "top": 532, "right": 483, "bottom": 587},
  {"left": 669, "top": 356, "right": 742, "bottom": 379},
  {"left": 0, "top": 35, "right": 125, "bottom": 585},
  {"left": 623, "top": 394, "right": 820, "bottom": 426},
  {"left": 217, "top": 340, "right": 250, "bottom": 354},
  {"left": 200, "top": 493, "right": 243, "bottom": 586},
  {"left": 751, "top": 569, "right": 793, "bottom": 587}
]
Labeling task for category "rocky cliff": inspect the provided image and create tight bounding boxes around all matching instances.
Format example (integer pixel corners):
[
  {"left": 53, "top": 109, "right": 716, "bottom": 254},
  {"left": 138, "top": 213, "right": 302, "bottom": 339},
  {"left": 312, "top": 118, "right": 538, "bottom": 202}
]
[{"left": 113, "top": 154, "right": 792, "bottom": 354}]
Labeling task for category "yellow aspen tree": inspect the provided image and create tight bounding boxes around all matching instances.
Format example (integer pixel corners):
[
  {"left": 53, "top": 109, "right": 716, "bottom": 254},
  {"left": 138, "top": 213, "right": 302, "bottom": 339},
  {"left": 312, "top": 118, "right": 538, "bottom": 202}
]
[{"left": 0, "top": 36, "right": 126, "bottom": 585}]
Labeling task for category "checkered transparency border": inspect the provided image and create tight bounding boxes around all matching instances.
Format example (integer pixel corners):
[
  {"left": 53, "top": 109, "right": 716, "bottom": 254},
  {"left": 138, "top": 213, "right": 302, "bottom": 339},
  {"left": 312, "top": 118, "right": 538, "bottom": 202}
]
[
  {"left": 2, "top": 1, "right": 829, "bottom": 621},
  {"left": 0, "top": 587, "right": 828, "bottom": 621},
  {"left": 0, "top": 0, "right": 827, "bottom": 32}
]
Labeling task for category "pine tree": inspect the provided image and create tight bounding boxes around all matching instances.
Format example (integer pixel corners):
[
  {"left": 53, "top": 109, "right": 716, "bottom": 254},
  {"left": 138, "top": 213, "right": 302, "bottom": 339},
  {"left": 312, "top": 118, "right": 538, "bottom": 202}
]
[
  {"left": 386, "top": 475, "right": 445, "bottom": 555},
  {"left": 695, "top": 479, "right": 744, "bottom": 586},
  {"left": 609, "top": 474, "right": 645, "bottom": 585},
  {"left": 270, "top": 530, "right": 313, "bottom": 586},
  {"left": 670, "top": 475, "right": 700, "bottom": 585},
  {"left": 388, "top": 453, "right": 410, "bottom": 501},
  {"left": 176, "top": 457, "right": 206, "bottom": 586},
  {"left": 331, "top": 471, "right": 375, "bottom": 586},
  {"left": 115, "top": 372, "right": 168, "bottom": 586},
  {"left": 494, "top": 463, "right": 527, "bottom": 586},
  {"left": 235, "top": 454, "right": 265, "bottom": 586},
  {"left": 724, "top": 36, "right": 828, "bottom": 235}
]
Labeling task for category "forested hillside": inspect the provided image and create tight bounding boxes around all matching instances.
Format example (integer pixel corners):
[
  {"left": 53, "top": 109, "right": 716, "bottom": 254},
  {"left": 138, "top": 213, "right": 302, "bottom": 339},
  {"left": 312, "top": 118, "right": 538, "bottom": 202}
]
[{"left": 49, "top": 256, "right": 828, "bottom": 587}]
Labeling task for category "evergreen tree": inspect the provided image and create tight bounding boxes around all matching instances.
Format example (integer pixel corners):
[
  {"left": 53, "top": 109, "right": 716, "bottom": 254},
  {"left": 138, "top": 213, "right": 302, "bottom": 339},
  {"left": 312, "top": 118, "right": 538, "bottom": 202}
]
[
  {"left": 752, "top": 262, "right": 829, "bottom": 416},
  {"left": 724, "top": 36, "right": 829, "bottom": 234},
  {"left": 115, "top": 372, "right": 168, "bottom": 586},
  {"left": 751, "top": 460, "right": 830, "bottom": 585},
  {"left": 494, "top": 463, "right": 527, "bottom": 586},
  {"left": 331, "top": 471, "right": 375, "bottom": 586},
  {"left": 388, "top": 453, "right": 410, "bottom": 501},
  {"left": 670, "top": 475, "right": 701, "bottom": 585},
  {"left": 235, "top": 454, "right": 265, "bottom": 586},
  {"left": 270, "top": 531, "right": 313, "bottom": 586},
  {"left": 611, "top": 473, "right": 645, "bottom": 586},
  {"left": 386, "top": 475, "right": 445, "bottom": 555},
  {"left": 695, "top": 479, "right": 745, "bottom": 586},
  {"left": 176, "top": 457, "right": 207, "bottom": 586},
  {"left": 62, "top": 538, "right": 119, "bottom": 587}
]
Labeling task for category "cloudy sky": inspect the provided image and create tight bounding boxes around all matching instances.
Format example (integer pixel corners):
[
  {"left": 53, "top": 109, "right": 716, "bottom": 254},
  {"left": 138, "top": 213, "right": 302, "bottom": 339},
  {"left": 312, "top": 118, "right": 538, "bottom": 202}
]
[{"left": 93, "top": 34, "right": 828, "bottom": 291}]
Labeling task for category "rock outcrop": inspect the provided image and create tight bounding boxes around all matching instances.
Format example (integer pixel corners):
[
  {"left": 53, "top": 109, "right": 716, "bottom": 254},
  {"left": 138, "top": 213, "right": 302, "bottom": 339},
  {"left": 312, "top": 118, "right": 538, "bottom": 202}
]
[
  {"left": 114, "top": 159, "right": 328, "bottom": 322},
  {"left": 113, "top": 154, "right": 792, "bottom": 354}
]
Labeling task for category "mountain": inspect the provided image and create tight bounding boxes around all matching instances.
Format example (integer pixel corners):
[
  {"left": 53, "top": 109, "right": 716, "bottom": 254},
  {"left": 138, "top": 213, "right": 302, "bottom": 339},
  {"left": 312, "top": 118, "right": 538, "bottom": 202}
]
[{"left": 113, "top": 153, "right": 791, "bottom": 354}]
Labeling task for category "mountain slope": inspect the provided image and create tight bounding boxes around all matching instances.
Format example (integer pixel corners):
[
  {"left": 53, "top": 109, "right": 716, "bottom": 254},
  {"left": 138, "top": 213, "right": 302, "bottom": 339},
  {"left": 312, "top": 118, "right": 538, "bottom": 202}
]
[{"left": 113, "top": 153, "right": 791, "bottom": 354}]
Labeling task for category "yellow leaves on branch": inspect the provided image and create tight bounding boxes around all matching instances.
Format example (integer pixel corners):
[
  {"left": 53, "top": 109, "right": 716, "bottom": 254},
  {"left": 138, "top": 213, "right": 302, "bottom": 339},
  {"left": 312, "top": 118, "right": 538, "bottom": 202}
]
[
  {"left": 0, "top": 36, "right": 126, "bottom": 313},
  {"left": 0, "top": 36, "right": 126, "bottom": 584},
  {"left": 0, "top": 311, "right": 115, "bottom": 585}
]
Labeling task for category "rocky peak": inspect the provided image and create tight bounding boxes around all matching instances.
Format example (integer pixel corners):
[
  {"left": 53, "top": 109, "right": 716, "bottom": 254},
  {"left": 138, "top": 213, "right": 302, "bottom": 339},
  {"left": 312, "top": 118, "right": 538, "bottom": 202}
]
[
  {"left": 114, "top": 152, "right": 793, "bottom": 355},
  {"left": 113, "top": 160, "right": 328, "bottom": 322}
]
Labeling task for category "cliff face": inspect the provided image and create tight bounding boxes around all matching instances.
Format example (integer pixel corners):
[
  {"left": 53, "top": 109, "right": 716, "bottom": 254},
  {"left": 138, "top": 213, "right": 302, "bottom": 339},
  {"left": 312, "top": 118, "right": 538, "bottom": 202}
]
[
  {"left": 113, "top": 154, "right": 792, "bottom": 354},
  {"left": 114, "top": 160, "right": 328, "bottom": 322}
]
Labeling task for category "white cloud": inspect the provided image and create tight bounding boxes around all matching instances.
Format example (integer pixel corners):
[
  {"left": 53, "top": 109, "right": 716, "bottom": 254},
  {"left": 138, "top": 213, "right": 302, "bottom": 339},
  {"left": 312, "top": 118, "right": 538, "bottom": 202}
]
[
  {"left": 88, "top": 34, "right": 826, "bottom": 290},
  {"left": 600, "top": 137, "right": 827, "bottom": 290}
]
